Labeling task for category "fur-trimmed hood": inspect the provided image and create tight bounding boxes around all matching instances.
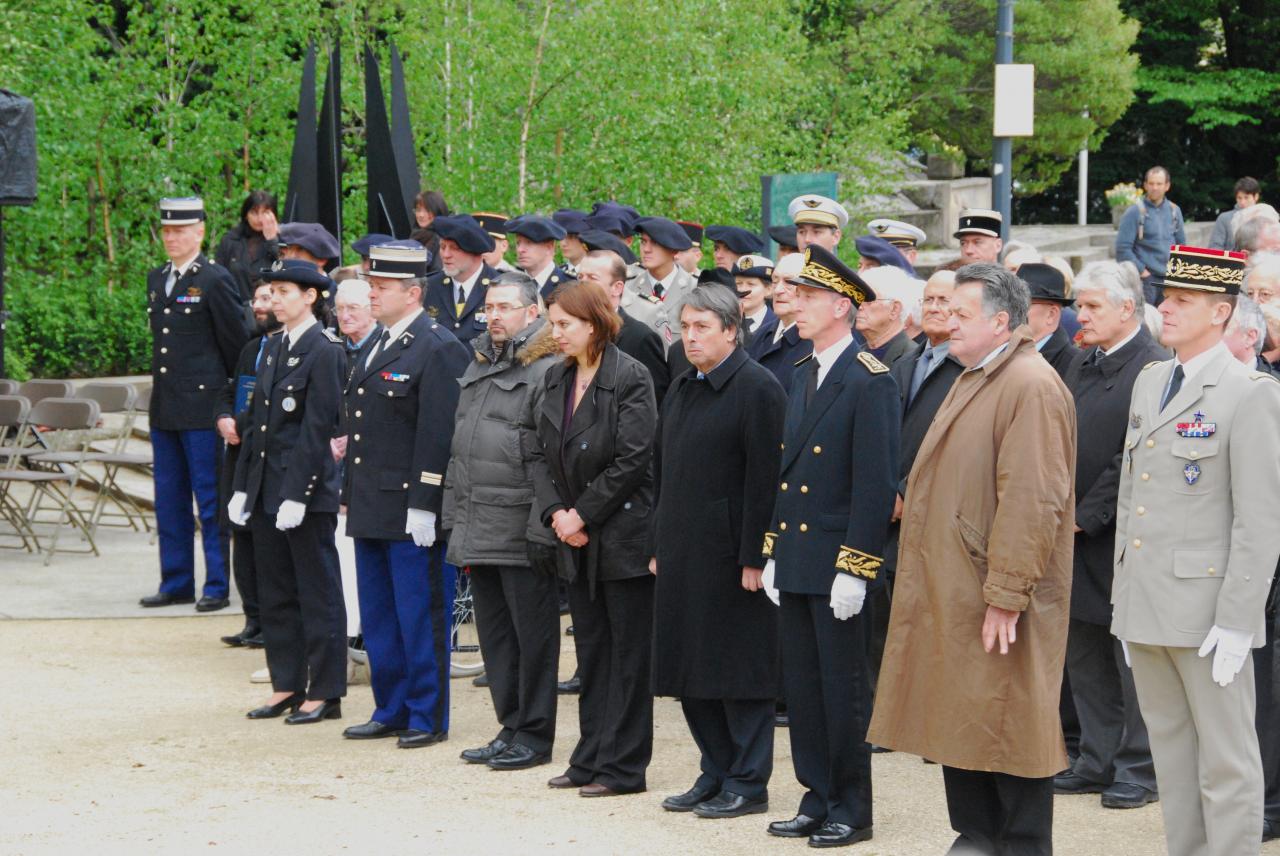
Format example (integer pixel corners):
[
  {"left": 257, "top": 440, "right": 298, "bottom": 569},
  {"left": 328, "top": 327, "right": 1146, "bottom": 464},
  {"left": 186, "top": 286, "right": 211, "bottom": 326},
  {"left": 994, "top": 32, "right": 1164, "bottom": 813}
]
[{"left": 473, "top": 317, "right": 559, "bottom": 366}]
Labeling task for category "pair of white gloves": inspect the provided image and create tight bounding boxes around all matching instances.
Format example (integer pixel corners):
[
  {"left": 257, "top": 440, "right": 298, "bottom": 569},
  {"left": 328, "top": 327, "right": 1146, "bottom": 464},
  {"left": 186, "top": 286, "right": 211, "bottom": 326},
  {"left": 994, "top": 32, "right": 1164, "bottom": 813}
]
[
  {"left": 1119, "top": 625, "right": 1253, "bottom": 688},
  {"left": 761, "top": 559, "right": 866, "bottom": 621},
  {"left": 227, "top": 492, "right": 436, "bottom": 546}
]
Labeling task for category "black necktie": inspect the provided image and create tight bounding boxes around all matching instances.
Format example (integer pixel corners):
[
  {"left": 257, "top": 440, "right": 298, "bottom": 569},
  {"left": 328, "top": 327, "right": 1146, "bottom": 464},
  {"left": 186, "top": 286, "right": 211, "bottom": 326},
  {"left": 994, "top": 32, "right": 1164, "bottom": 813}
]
[
  {"left": 744, "top": 316, "right": 756, "bottom": 337},
  {"left": 653, "top": 281, "right": 665, "bottom": 300},
  {"left": 365, "top": 329, "right": 393, "bottom": 368},
  {"left": 804, "top": 360, "right": 819, "bottom": 407},
  {"left": 1161, "top": 364, "right": 1184, "bottom": 411}
]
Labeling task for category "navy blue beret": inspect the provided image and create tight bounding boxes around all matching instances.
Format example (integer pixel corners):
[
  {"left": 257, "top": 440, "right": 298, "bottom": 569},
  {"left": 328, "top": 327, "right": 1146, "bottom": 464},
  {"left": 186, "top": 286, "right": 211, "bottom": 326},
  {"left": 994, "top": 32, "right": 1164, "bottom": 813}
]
[
  {"left": 351, "top": 233, "right": 393, "bottom": 257},
  {"left": 260, "top": 258, "right": 335, "bottom": 293},
  {"left": 434, "top": 215, "right": 497, "bottom": 254},
  {"left": 585, "top": 212, "right": 627, "bottom": 235},
  {"left": 505, "top": 214, "right": 567, "bottom": 243},
  {"left": 590, "top": 201, "right": 640, "bottom": 234},
  {"left": 705, "top": 225, "right": 764, "bottom": 255},
  {"left": 553, "top": 208, "right": 589, "bottom": 234},
  {"left": 278, "top": 222, "right": 341, "bottom": 261},
  {"left": 579, "top": 229, "right": 637, "bottom": 265},
  {"left": 768, "top": 225, "right": 799, "bottom": 249},
  {"left": 855, "top": 235, "right": 917, "bottom": 278},
  {"left": 634, "top": 216, "right": 693, "bottom": 252}
]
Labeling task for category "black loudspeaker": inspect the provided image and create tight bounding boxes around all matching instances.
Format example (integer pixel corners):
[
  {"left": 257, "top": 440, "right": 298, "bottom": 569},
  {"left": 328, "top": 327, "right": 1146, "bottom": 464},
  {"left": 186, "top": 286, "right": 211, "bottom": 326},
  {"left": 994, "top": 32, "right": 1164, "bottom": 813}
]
[{"left": 0, "top": 90, "right": 36, "bottom": 206}]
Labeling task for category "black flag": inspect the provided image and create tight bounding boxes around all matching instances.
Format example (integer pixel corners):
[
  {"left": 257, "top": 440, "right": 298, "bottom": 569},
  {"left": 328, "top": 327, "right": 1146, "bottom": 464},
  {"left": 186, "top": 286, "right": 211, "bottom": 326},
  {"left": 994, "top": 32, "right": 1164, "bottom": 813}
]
[
  {"left": 283, "top": 41, "right": 318, "bottom": 224},
  {"left": 316, "top": 40, "right": 343, "bottom": 267}
]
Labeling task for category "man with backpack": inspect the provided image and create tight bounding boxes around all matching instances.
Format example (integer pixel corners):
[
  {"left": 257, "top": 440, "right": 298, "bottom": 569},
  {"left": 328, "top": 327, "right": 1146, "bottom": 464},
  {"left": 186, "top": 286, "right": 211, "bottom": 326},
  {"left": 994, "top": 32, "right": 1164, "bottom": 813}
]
[{"left": 1115, "top": 166, "right": 1187, "bottom": 306}]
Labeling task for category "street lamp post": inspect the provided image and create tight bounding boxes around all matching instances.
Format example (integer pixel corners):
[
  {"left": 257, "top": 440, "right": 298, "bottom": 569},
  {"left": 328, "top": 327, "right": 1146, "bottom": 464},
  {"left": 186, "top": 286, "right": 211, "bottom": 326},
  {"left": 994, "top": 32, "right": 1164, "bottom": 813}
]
[{"left": 992, "top": 0, "right": 1014, "bottom": 243}]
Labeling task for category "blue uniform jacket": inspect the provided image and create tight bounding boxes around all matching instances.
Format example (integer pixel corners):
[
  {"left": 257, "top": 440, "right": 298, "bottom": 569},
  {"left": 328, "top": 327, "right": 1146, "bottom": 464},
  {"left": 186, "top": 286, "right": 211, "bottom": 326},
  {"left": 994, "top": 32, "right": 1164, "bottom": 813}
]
[
  {"left": 746, "top": 315, "right": 812, "bottom": 391},
  {"left": 422, "top": 263, "right": 503, "bottom": 349}
]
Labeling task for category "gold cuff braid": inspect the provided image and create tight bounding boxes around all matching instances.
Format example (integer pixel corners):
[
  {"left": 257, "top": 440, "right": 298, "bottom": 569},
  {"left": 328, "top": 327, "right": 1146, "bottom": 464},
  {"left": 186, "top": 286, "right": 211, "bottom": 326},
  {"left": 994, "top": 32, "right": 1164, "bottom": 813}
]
[
  {"left": 762, "top": 531, "right": 777, "bottom": 559},
  {"left": 835, "top": 546, "right": 881, "bottom": 580}
]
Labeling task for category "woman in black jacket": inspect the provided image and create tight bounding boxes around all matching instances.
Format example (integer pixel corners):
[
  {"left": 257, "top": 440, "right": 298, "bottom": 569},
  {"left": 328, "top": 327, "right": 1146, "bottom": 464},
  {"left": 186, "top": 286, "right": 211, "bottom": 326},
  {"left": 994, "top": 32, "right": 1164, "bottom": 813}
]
[
  {"left": 216, "top": 190, "right": 280, "bottom": 300},
  {"left": 229, "top": 259, "right": 347, "bottom": 725},
  {"left": 410, "top": 189, "right": 450, "bottom": 275},
  {"left": 532, "top": 280, "right": 658, "bottom": 797}
]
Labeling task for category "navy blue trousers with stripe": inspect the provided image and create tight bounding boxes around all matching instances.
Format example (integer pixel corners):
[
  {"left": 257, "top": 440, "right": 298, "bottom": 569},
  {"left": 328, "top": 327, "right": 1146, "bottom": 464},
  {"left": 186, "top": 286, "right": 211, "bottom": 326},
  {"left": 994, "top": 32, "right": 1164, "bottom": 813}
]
[
  {"left": 354, "top": 538, "right": 455, "bottom": 733},
  {"left": 151, "top": 427, "right": 228, "bottom": 599}
]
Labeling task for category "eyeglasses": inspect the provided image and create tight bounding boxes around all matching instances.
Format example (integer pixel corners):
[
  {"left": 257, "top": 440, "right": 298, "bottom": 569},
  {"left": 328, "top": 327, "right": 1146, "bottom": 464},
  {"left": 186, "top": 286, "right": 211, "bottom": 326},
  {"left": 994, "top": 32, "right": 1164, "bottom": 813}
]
[{"left": 483, "top": 302, "right": 531, "bottom": 314}]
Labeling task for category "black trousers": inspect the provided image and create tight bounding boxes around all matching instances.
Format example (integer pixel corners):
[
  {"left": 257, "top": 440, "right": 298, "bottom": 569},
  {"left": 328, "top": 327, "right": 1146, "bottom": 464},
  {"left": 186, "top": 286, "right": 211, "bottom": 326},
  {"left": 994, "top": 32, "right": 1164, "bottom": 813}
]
[
  {"left": 1065, "top": 618, "right": 1155, "bottom": 789},
  {"left": 231, "top": 527, "right": 259, "bottom": 626},
  {"left": 470, "top": 563, "right": 561, "bottom": 754},
  {"left": 251, "top": 508, "right": 347, "bottom": 700},
  {"left": 681, "top": 697, "right": 774, "bottom": 800},
  {"left": 942, "top": 766, "right": 1053, "bottom": 856},
  {"left": 1254, "top": 610, "right": 1280, "bottom": 823},
  {"left": 779, "top": 591, "right": 872, "bottom": 828},
  {"left": 864, "top": 578, "right": 891, "bottom": 694},
  {"left": 565, "top": 573, "right": 654, "bottom": 792}
]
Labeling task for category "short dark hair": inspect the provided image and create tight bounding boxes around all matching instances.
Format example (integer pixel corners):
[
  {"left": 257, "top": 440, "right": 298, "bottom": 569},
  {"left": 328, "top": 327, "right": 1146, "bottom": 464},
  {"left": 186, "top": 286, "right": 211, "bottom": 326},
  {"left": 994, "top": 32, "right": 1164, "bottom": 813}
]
[
  {"left": 955, "top": 263, "right": 1030, "bottom": 328},
  {"left": 239, "top": 190, "right": 277, "bottom": 226},
  {"left": 545, "top": 280, "right": 621, "bottom": 364},
  {"left": 1145, "top": 165, "right": 1171, "bottom": 183},
  {"left": 491, "top": 271, "right": 541, "bottom": 308},
  {"left": 1235, "top": 176, "right": 1262, "bottom": 197},
  {"left": 414, "top": 190, "right": 450, "bottom": 218},
  {"left": 681, "top": 283, "right": 744, "bottom": 346}
]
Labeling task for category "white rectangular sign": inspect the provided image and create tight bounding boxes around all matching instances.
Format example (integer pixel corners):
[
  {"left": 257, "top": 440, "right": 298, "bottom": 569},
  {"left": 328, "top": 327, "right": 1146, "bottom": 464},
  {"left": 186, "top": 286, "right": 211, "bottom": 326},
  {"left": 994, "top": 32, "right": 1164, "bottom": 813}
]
[{"left": 994, "top": 63, "right": 1035, "bottom": 137}]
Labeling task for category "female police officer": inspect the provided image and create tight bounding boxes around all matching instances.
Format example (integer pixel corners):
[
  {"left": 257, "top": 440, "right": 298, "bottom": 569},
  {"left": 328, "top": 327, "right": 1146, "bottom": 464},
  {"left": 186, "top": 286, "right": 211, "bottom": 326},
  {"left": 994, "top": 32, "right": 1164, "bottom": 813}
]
[{"left": 229, "top": 259, "right": 348, "bottom": 724}]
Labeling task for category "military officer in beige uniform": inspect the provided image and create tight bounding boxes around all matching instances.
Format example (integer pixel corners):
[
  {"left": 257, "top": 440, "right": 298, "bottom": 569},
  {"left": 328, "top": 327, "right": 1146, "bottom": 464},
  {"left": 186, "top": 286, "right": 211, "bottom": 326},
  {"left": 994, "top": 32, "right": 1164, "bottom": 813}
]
[{"left": 1113, "top": 245, "right": 1280, "bottom": 856}]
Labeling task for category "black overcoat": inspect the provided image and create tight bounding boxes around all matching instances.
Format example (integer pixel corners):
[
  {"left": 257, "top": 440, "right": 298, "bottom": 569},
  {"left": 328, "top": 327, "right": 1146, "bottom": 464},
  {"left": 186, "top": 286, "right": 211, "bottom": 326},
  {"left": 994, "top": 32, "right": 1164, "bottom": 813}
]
[
  {"left": 530, "top": 343, "right": 657, "bottom": 594},
  {"left": 1064, "top": 326, "right": 1168, "bottom": 624},
  {"left": 651, "top": 348, "right": 786, "bottom": 698},
  {"left": 747, "top": 315, "right": 813, "bottom": 391},
  {"left": 1040, "top": 324, "right": 1083, "bottom": 382}
]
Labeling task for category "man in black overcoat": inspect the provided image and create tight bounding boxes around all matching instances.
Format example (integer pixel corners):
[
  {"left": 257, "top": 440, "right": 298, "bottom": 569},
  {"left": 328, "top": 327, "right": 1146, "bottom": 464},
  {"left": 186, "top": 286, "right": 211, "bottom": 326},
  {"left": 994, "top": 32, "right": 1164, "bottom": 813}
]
[
  {"left": 1056, "top": 261, "right": 1166, "bottom": 809},
  {"left": 651, "top": 284, "right": 786, "bottom": 819},
  {"left": 1020, "top": 262, "right": 1082, "bottom": 381}
]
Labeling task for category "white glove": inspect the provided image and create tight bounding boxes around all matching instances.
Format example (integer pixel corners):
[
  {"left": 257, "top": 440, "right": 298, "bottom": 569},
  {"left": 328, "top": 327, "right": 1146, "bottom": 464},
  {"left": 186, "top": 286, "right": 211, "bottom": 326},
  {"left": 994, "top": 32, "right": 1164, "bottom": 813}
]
[
  {"left": 1120, "top": 639, "right": 1131, "bottom": 668},
  {"left": 275, "top": 499, "right": 306, "bottom": 531},
  {"left": 762, "top": 559, "right": 780, "bottom": 607},
  {"left": 830, "top": 573, "right": 867, "bottom": 621},
  {"left": 227, "top": 491, "right": 250, "bottom": 526},
  {"left": 406, "top": 508, "right": 437, "bottom": 548},
  {"left": 1197, "top": 625, "right": 1254, "bottom": 687}
]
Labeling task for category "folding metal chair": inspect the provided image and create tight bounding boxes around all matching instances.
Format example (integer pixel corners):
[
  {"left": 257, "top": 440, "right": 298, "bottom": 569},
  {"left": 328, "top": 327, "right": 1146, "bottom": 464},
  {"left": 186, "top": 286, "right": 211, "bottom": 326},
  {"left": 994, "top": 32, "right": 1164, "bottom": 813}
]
[
  {"left": 0, "top": 395, "right": 39, "bottom": 551},
  {"left": 16, "top": 397, "right": 102, "bottom": 564},
  {"left": 0, "top": 379, "right": 18, "bottom": 396},
  {"left": 18, "top": 379, "right": 75, "bottom": 406},
  {"left": 71, "top": 382, "right": 155, "bottom": 536}
]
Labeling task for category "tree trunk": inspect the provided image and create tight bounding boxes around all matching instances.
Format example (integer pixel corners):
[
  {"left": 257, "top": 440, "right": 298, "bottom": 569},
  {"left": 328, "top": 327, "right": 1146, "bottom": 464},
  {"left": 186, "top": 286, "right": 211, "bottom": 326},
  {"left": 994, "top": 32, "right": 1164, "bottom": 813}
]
[{"left": 517, "top": 0, "right": 555, "bottom": 210}]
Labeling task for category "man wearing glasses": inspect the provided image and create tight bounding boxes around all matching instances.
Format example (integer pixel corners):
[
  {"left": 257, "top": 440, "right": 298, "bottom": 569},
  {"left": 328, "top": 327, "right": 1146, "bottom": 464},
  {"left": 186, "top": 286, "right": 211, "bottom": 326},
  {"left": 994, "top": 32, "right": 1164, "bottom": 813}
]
[{"left": 442, "top": 271, "right": 563, "bottom": 770}]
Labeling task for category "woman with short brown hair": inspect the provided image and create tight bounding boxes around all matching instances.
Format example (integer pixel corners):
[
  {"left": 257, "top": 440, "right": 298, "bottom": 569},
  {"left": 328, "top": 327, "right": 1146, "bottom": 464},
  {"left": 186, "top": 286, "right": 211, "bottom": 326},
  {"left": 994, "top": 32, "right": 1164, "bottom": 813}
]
[{"left": 531, "top": 280, "right": 657, "bottom": 796}]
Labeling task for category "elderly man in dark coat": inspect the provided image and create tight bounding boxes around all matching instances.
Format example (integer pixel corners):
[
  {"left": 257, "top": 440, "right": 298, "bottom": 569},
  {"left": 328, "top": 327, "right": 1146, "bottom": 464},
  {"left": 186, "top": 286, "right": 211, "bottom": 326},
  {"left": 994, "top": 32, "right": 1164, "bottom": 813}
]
[
  {"left": 1056, "top": 261, "right": 1166, "bottom": 811},
  {"left": 650, "top": 284, "right": 786, "bottom": 820}
]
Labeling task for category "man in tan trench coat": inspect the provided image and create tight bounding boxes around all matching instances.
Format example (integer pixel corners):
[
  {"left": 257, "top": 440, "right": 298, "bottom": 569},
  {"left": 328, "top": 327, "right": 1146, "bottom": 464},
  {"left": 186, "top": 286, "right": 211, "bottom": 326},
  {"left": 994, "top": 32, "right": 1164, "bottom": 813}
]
[{"left": 868, "top": 263, "right": 1076, "bottom": 856}]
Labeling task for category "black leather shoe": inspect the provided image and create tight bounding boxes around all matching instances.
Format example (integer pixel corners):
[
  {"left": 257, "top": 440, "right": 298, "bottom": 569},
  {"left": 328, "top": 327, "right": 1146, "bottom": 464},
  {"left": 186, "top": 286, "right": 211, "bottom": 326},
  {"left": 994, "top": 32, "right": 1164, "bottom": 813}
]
[
  {"left": 693, "top": 791, "right": 768, "bottom": 819},
  {"left": 1101, "top": 783, "right": 1157, "bottom": 809},
  {"left": 808, "top": 822, "right": 872, "bottom": 848},
  {"left": 1053, "top": 769, "right": 1107, "bottom": 795},
  {"left": 662, "top": 785, "right": 718, "bottom": 813},
  {"left": 221, "top": 624, "right": 262, "bottom": 647},
  {"left": 472, "top": 673, "right": 490, "bottom": 687},
  {"left": 246, "top": 692, "right": 304, "bottom": 719},
  {"left": 398, "top": 729, "right": 448, "bottom": 748},
  {"left": 343, "top": 720, "right": 403, "bottom": 740},
  {"left": 557, "top": 676, "right": 581, "bottom": 695},
  {"left": 487, "top": 743, "right": 550, "bottom": 770},
  {"left": 566, "top": 624, "right": 575, "bottom": 636},
  {"left": 1264, "top": 819, "right": 1280, "bottom": 842},
  {"left": 768, "top": 814, "right": 825, "bottom": 838},
  {"left": 284, "top": 699, "right": 341, "bottom": 724},
  {"left": 461, "top": 738, "right": 510, "bottom": 764},
  {"left": 195, "top": 596, "right": 230, "bottom": 612},
  {"left": 243, "top": 632, "right": 265, "bottom": 648},
  {"left": 139, "top": 592, "right": 194, "bottom": 608}
]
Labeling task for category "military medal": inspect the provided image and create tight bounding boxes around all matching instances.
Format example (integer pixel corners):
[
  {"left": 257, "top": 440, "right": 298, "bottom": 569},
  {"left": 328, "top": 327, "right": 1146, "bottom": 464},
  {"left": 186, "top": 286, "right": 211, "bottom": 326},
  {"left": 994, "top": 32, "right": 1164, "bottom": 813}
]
[
  {"left": 1183, "top": 462, "right": 1201, "bottom": 485},
  {"left": 287, "top": 356, "right": 300, "bottom": 366},
  {"left": 281, "top": 396, "right": 297, "bottom": 413},
  {"left": 380, "top": 371, "right": 410, "bottom": 383},
  {"left": 475, "top": 312, "right": 487, "bottom": 324},
  {"left": 1175, "top": 410, "right": 1215, "bottom": 438}
]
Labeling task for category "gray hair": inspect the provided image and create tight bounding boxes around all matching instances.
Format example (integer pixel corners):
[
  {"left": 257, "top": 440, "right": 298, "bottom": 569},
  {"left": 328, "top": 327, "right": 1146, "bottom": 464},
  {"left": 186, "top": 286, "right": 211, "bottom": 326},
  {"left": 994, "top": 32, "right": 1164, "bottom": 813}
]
[
  {"left": 1230, "top": 294, "right": 1267, "bottom": 355},
  {"left": 955, "top": 263, "right": 1029, "bottom": 328},
  {"left": 1116, "top": 261, "right": 1147, "bottom": 308},
  {"left": 681, "top": 283, "right": 745, "bottom": 346},
  {"left": 1235, "top": 217, "right": 1280, "bottom": 254},
  {"left": 1074, "top": 261, "right": 1137, "bottom": 309},
  {"left": 1246, "top": 253, "right": 1280, "bottom": 289},
  {"left": 492, "top": 271, "right": 541, "bottom": 307}
]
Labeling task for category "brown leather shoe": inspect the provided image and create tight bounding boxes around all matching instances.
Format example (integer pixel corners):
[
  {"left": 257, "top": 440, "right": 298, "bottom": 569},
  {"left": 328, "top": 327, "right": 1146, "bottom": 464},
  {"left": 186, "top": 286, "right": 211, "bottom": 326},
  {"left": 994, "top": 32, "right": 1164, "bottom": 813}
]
[
  {"left": 579, "top": 783, "right": 619, "bottom": 798},
  {"left": 547, "top": 774, "right": 577, "bottom": 789}
]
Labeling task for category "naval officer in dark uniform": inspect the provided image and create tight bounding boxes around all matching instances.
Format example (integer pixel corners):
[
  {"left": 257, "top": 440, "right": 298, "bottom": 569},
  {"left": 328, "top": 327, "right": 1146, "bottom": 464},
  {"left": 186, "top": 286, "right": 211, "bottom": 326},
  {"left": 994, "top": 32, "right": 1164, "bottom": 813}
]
[
  {"left": 340, "top": 241, "right": 470, "bottom": 748},
  {"left": 229, "top": 260, "right": 347, "bottom": 723},
  {"left": 506, "top": 214, "right": 572, "bottom": 300},
  {"left": 142, "top": 196, "right": 249, "bottom": 611},
  {"left": 422, "top": 215, "right": 503, "bottom": 350},
  {"left": 760, "top": 245, "right": 900, "bottom": 848}
]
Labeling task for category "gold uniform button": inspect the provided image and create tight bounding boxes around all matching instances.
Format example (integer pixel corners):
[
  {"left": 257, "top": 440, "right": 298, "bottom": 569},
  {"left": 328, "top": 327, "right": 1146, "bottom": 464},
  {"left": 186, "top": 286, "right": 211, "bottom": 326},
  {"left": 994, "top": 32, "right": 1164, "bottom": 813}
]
[
  {"left": 260, "top": 425, "right": 266, "bottom": 432},
  {"left": 799, "top": 523, "right": 808, "bottom": 532},
  {"left": 160, "top": 347, "right": 167, "bottom": 354},
  {"left": 159, "top": 367, "right": 167, "bottom": 373},
  {"left": 260, "top": 451, "right": 265, "bottom": 458},
  {"left": 162, "top": 327, "right": 169, "bottom": 334},
  {"left": 1190, "top": 450, "right": 1199, "bottom": 459},
  {"left": 813, "top": 445, "right": 822, "bottom": 454},
  {"left": 800, "top": 485, "right": 809, "bottom": 493},
  {"left": 1136, "top": 506, "right": 1145, "bottom": 515},
  {"left": 1141, "top": 473, "right": 1150, "bottom": 481},
  {"left": 163, "top": 308, "right": 171, "bottom": 315},
  {"left": 354, "top": 457, "right": 361, "bottom": 464},
  {"left": 781, "top": 482, "right": 788, "bottom": 491},
  {"left": 1146, "top": 439, "right": 1155, "bottom": 448},
  {"left": 387, "top": 390, "right": 394, "bottom": 397},
  {"left": 1133, "top": 539, "right": 1142, "bottom": 548},
  {"left": 1208, "top": 567, "right": 1217, "bottom": 576},
  {"left": 402, "top": 483, "right": 409, "bottom": 489},
  {"left": 357, "top": 388, "right": 365, "bottom": 395},
  {"left": 354, "top": 410, "right": 362, "bottom": 418},
  {"left": 780, "top": 443, "right": 785, "bottom": 450},
  {"left": 353, "top": 434, "right": 360, "bottom": 441},
  {"left": 780, "top": 522, "right": 787, "bottom": 531}
]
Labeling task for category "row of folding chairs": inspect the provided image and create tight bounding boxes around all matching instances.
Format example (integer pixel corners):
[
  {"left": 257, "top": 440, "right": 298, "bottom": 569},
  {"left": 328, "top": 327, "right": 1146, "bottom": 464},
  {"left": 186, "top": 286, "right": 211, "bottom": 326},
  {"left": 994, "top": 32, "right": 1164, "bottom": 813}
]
[{"left": 0, "top": 379, "right": 154, "bottom": 565}]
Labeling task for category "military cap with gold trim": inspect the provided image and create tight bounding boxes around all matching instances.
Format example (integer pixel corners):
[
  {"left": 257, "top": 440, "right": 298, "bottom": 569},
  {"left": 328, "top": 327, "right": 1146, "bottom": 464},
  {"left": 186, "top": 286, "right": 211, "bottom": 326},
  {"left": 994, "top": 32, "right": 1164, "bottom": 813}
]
[
  {"left": 867, "top": 217, "right": 926, "bottom": 249},
  {"left": 471, "top": 211, "right": 511, "bottom": 241},
  {"left": 1163, "top": 245, "right": 1247, "bottom": 295},
  {"left": 365, "top": 239, "right": 430, "bottom": 279},
  {"left": 788, "top": 245, "right": 875, "bottom": 305},
  {"left": 734, "top": 253, "right": 775, "bottom": 282},
  {"left": 787, "top": 194, "right": 849, "bottom": 230}
]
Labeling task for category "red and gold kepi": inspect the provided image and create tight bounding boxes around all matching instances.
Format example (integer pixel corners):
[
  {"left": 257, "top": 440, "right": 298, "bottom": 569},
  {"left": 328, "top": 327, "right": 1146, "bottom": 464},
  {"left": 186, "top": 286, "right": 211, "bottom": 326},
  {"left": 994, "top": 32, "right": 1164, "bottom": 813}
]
[
  {"left": 788, "top": 245, "right": 875, "bottom": 306},
  {"left": 1163, "top": 245, "right": 1246, "bottom": 295}
]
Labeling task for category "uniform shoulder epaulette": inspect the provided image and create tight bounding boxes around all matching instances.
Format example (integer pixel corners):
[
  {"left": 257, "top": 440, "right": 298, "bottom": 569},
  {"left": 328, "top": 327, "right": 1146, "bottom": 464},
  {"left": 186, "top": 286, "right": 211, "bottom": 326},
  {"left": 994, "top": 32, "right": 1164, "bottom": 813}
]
[
  {"left": 857, "top": 351, "right": 889, "bottom": 374},
  {"left": 794, "top": 353, "right": 814, "bottom": 368},
  {"left": 322, "top": 329, "right": 342, "bottom": 344},
  {"left": 1142, "top": 361, "right": 1162, "bottom": 371},
  {"left": 1250, "top": 370, "right": 1279, "bottom": 383}
]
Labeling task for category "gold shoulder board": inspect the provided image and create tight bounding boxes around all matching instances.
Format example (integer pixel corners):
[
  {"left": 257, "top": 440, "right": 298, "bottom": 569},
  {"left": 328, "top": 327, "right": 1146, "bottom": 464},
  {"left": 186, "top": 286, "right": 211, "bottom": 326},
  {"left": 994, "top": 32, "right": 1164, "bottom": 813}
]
[{"left": 857, "top": 352, "right": 890, "bottom": 374}]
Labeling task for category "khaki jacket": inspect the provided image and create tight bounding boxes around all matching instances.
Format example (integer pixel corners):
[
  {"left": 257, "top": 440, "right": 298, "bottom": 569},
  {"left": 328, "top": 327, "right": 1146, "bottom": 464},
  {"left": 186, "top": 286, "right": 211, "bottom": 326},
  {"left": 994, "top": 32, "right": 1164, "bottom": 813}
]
[
  {"left": 868, "top": 330, "right": 1077, "bottom": 778},
  {"left": 1111, "top": 344, "right": 1280, "bottom": 647},
  {"left": 627, "top": 265, "right": 696, "bottom": 347}
]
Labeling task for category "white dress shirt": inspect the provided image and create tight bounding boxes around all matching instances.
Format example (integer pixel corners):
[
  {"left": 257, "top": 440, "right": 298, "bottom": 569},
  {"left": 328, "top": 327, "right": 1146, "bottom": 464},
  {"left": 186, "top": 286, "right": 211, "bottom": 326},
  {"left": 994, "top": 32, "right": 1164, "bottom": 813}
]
[{"left": 814, "top": 332, "right": 855, "bottom": 388}]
